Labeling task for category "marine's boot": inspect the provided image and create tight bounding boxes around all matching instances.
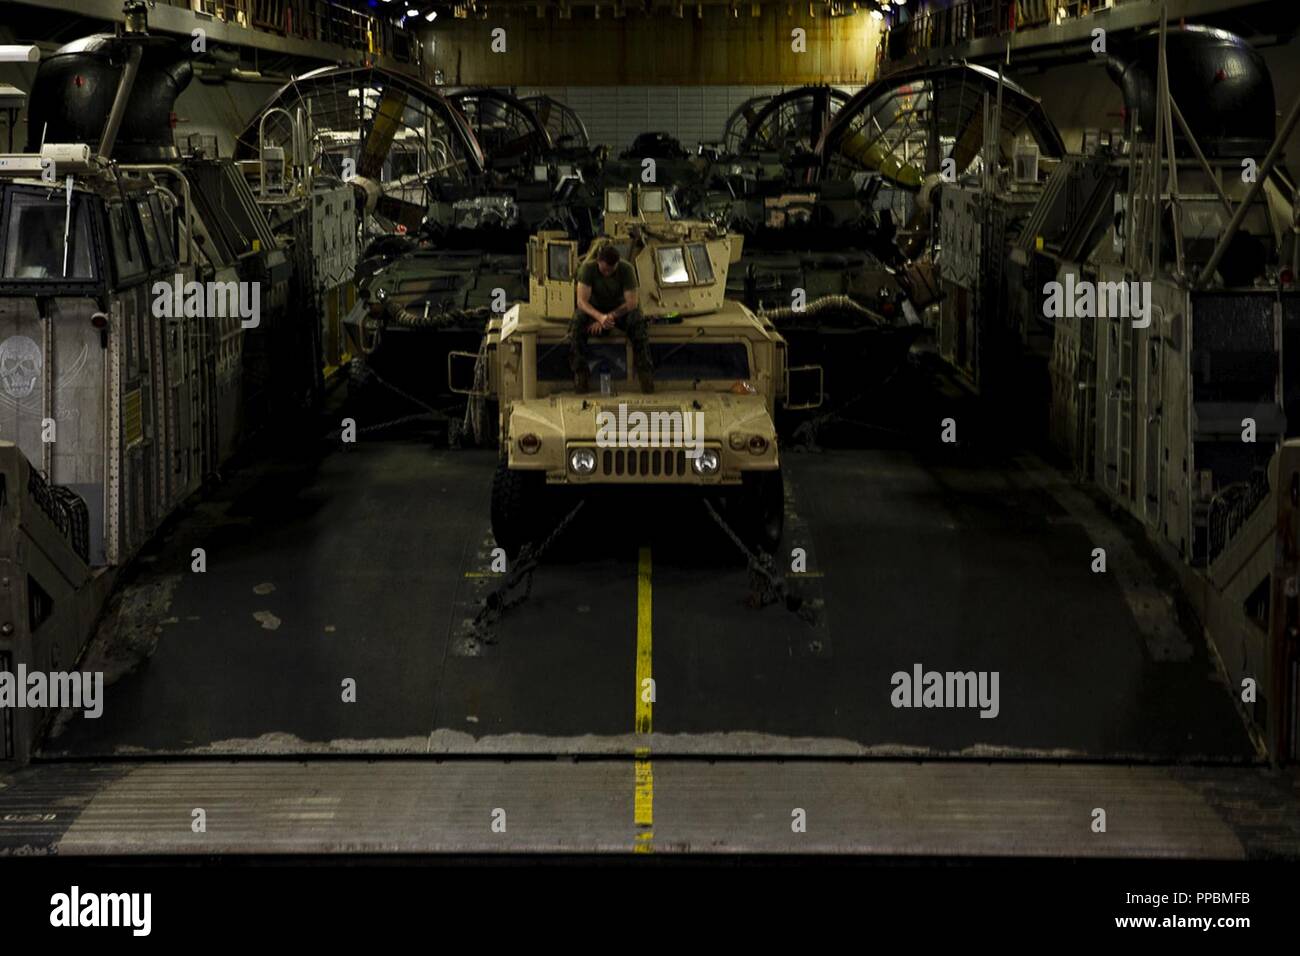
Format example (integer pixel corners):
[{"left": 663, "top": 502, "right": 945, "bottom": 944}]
[
  {"left": 574, "top": 365, "right": 591, "bottom": 394},
  {"left": 636, "top": 363, "right": 654, "bottom": 394}
]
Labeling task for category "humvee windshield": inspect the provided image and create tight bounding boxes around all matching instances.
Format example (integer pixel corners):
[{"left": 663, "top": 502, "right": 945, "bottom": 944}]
[
  {"left": 1, "top": 188, "right": 97, "bottom": 281},
  {"left": 536, "top": 340, "right": 749, "bottom": 382},
  {"left": 650, "top": 342, "right": 749, "bottom": 380},
  {"left": 539, "top": 341, "right": 627, "bottom": 380}
]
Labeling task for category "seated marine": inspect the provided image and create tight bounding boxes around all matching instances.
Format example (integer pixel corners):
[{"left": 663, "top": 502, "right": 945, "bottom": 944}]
[{"left": 570, "top": 243, "right": 654, "bottom": 394}]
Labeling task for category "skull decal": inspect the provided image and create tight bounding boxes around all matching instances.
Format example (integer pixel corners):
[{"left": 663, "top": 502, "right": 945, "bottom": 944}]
[{"left": 0, "top": 335, "right": 43, "bottom": 399}]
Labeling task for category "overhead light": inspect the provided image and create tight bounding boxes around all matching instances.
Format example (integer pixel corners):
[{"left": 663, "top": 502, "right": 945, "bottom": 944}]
[
  {"left": 407, "top": 7, "right": 419, "bottom": 14},
  {"left": 425, "top": 9, "right": 438, "bottom": 19},
  {"left": 870, "top": 7, "right": 882, "bottom": 17}
]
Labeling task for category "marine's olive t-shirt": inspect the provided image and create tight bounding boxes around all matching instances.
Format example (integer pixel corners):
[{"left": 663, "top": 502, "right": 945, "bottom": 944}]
[{"left": 578, "top": 260, "right": 637, "bottom": 313}]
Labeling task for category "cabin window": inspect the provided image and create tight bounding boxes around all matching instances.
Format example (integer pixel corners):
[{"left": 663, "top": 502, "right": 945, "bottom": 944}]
[
  {"left": 547, "top": 242, "right": 572, "bottom": 281},
  {"left": 1, "top": 189, "right": 97, "bottom": 281},
  {"left": 640, "top": 189, "right": 664, "bottom": 214},
  {"left": 135, "top": 198, "right": 165, "bottom": 271},
  {"left": 687, "top": 243, "right": 714, "bottom": 283},
  {"left": 107, "top": 202, "right": 146, "bottom": 285},
  {"left": 605, "top": 189, "right": 629, "bottom": 213},
  {"left": 656, "top": 246, "right": 690, "bottom": 285},
  {"left": 147, "top": 194, "right": 177, "bottom": 267}
]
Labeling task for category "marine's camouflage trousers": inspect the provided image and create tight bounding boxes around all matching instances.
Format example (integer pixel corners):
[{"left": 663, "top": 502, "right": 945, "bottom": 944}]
[{"left": 568, "top": 308, "right": 653, "bottom": 376}]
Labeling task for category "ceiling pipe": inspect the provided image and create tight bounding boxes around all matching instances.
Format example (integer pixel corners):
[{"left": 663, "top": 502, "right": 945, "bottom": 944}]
[
  {"left": 98, "top": 43, "right": 143, "bottom": 161},
  {"left": 98, "top": 1, "right": 151, "bottom": 161}
]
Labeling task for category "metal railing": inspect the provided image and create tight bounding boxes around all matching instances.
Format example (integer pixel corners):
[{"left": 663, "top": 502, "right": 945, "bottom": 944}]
[
  {"left": 1206, "top": 469, "right": 1271, "bottom": 565},
  {"left": 880, "top": 0, "right": 1142, "bottom": 67},
  {"left": 25, "top": 468, "right": 90, "bottom": 564},
  {"left": 153, "top": 0, "right": 423, "bottom": 66}
]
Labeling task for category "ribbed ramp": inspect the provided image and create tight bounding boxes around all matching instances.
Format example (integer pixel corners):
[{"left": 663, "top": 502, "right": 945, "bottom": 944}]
[{"left": 2, "top": 760, "right": 1298, "bottom": 858}]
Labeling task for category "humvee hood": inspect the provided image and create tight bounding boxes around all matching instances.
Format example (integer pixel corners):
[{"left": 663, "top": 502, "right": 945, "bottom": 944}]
[{"left": 546, "top": 391, "right": 773, "bottom": 442}]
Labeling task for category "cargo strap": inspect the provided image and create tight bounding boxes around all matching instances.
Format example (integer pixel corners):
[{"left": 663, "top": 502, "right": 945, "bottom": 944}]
[
  {"left": 340, "top": 361, "right": 454, "bottom": 435},
  {"left": 700, "top": 498, "right": 818, "bottom": 625},
  {"left": 472, "top": 501, "right": 586, "bottom": 631}
]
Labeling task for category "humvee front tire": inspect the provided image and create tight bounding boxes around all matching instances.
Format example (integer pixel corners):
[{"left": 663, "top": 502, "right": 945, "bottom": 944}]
[
  {"left": 735, "top": 468, "right": 785, "bottom": 553},
  {"left": 490, "top": 461, "right": 545, "bottom": 559}
]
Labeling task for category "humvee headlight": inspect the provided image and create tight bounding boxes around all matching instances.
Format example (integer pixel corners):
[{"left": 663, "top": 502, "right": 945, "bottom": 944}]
[
  {"left": 569, "top": 447, "right": 596, "bottom": 475},
  {"left": 748, "top": 435, "right": 769, "bottom": 454},
  {"left": 692, "top": 450, "right": 720, "bottom": 475},
  {"left": 518, "top": 433, "right": 542, "bottom": 455}
]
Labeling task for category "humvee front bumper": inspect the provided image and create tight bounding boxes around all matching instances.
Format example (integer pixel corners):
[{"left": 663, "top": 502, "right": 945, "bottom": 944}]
[{"left": 504, "top": 393, "right": 779, "bottom": 483}]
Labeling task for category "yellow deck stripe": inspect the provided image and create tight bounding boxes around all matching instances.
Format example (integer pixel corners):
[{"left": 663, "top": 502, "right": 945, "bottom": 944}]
[{"left": 634, "top": 546, "right": 653, "bottom": 852}]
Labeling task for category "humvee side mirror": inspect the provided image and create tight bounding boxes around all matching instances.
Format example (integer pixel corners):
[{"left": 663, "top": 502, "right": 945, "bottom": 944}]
[
  {"left": 783, "top": 364, "right": 824, "bottom": 411},
  {"left": 448, "top": 350, "right": 490, "bottom": 397}
]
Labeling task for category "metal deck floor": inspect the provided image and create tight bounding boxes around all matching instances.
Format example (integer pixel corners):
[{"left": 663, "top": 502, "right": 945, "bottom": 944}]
[{"left": 39, "top": 427, "right": 1255, "bottom": 762}]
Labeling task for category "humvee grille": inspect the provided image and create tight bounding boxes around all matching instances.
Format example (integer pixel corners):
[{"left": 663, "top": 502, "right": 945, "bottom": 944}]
[{"left": 601, "top": 448, "right": 689, "bottom": 478}]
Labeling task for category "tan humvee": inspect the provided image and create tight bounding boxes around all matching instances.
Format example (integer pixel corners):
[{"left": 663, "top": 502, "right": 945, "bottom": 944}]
[{"left": 452, "top": 185, "right": 822, "bottom": 556}]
